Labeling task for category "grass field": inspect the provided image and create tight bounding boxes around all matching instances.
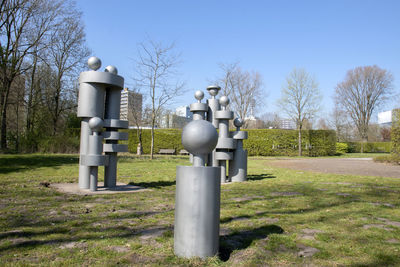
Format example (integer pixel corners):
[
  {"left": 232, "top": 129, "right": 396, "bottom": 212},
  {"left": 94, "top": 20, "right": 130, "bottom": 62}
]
[{"left": 0, "top": 154, "right": 399, "bottom": 266}]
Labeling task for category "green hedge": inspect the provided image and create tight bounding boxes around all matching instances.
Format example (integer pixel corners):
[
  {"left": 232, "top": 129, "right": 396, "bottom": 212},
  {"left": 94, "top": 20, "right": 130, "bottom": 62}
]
[
  {"left": 345, "top": 142, "right": 391, "bottom": 153},
  {"left": 128, "top": 129, "right": 184, "bottom": 154},
  {"left": 336, "top": 142, "right": 349, "bottom": 155},
  {"left": 392, "top": 109, "right": 400, "bottom": 155},
  {"left": 128, "top": 129, "right": 337, "bottom": 157}
]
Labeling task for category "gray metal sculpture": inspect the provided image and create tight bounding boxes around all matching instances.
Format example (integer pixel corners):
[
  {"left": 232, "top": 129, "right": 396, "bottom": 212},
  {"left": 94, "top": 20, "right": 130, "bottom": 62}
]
[
  {"left": 204, "top": 86, "right": 248, "bottom": 183},
  {"left": 77, "top": 57, "right": 128, "bottom": 191},
  {"left": 215, "top": 96, "right": 235, "bottom": 183},
  {"left": 174, "top": 92, "right": 221, "bottom": 258}
]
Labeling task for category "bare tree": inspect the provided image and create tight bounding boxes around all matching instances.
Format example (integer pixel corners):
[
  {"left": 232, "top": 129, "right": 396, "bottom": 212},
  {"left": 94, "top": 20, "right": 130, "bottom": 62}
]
[
  {"left": 215, "top": 63, "right": 264, "bottom": 128},
  {"left": 277, "top": 68, "right": 321, "bottom": 156},
  {"left": 133, "top": 39, "right": 184, "bottom": 159},
  {"left": 0, "top": 0, "right": 63, "bottom": 150},
  {"left": 328, "top": 105, "right": 352, "bottom": 142},
  {"left": 47, "top": 5, "right": 89, "bottom": 134},
  {"left": 260, "top": 112, "right": 281, "bottom": 129},
  {"left": 127, "top": 87, "right": 144, "bottom": 154},
  {"left": 335, "top": 65, "right": 394, "bottom": 150}
]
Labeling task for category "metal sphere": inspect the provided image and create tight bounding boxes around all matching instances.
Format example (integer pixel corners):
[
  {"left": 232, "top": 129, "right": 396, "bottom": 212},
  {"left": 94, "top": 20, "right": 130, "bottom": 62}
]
[
  {"left": 88, "top": 117, "right": 103, "bottom": 132},
  {"left": 206, "top": 85, "right": 221, "bottom": 97},
  {"left": 87, "top": 56, "right": 101, "bottom": 71},
  {"left": 219, "top": 96, "right": 229, "bottom": 106},
  {"left": 105, "top": 65, "right": 118, "bottom": 75},
  {"left": 194, "top": 90, "right": 204, "bottom": 101},
  {"left": 182, "top": 120, "right": 218, "bottom": 155},
  {"left": 234, "top": 117, "right": 243, "bottom": 128}
]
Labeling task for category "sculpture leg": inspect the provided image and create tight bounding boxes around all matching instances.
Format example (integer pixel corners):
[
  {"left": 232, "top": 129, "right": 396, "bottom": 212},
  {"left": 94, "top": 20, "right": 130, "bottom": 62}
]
[
  {"left": 90, "top": 166, "right": 98, "bottom": 191},
  {"left": 220, "top": 161, "right": 227, "bottom": 183},
  {"left": 104, "top": 152, "right": 117, "bottom": 187},
  {"left": 79, "top": 118, "right": 90, "bottom": 189},
  {"left": 229, "top": 149, "right": 248, "bottom": 182}
]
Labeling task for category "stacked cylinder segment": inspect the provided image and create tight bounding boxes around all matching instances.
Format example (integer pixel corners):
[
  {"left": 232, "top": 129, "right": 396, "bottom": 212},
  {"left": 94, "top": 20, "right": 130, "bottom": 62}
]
[
  {"left": 229, "top": 130, "right": 248, "bottom": 182},
  {"left": 206, "top": 86, "right": 221, "bottom": 167},
  {"left": 103, "top": 86, "right": 129, "bottom": 188},
  {"left": 77, "top": 71, "right": 109, "bottom": 189},
  {"left": 214, "top": 97, "right": 235, "bottom": 183}
]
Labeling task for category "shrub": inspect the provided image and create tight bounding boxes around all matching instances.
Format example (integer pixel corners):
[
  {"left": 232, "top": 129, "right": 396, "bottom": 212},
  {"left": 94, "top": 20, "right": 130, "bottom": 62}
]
[
  {"left": 345, "top": 142, "right": 391, "bottom": 153},
  {"left": 128, "top": 128, "right": 337, "bottom": 157},
  {"left": 374, "top": 154, "right": 400, "bottom": 165},
  {"left": 392, "top": 109, "right": 400, "bottom": 155},
  {"left": 336, "top": 143, "right": 348, "bottom": 155}
]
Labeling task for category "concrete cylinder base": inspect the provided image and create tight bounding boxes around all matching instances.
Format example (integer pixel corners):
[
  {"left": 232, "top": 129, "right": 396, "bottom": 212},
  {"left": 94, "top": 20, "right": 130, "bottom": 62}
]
[{"left": 174, "top": 166, "right": 221, "bottom": 258}]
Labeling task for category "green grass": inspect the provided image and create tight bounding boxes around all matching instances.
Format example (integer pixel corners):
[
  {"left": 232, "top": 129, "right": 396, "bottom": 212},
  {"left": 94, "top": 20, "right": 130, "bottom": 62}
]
[{"left": 0, "top": 154, "right": 399, "bottom": 266}]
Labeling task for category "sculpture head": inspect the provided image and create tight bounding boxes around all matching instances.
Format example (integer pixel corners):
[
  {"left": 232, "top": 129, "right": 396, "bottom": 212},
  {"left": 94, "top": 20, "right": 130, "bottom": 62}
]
[
  {"left": 194, "top": 90, "right": 204, "bottom": 102},
  {"left": 206, "top": 85, "right": 221, "bottom": 98},
  {"left": 105, "top": 65, "right": 118, "bottom": 75},
  {"left": 88, "top": 117, "right": 103, "bottom": 132},
  {"left": 234, "top": 117, "right": 243, "bottom": 128},
  {"left": 181, "top": 120, "right": 218, "bottom": 155},
  {"left": 87, "top": 56, "right": 101, "bottom": 71},
  {"left": 219, "top": 96, "right": 229, "bottom": 109}
]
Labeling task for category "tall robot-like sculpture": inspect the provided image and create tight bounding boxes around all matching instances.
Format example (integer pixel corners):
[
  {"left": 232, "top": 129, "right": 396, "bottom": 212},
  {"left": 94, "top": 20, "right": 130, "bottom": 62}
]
[
  {"left": 174, "top": 92, "right": 221, "bottom": 258},
  {"left": 77, "top": 57, "right": 128, "bottom": 191},
  {"left": 205, "top": 86, "right": 248, "bottom": 183}
]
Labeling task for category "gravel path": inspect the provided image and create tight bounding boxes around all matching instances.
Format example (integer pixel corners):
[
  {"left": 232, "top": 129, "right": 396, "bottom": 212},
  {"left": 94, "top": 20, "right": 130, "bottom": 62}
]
[{"left": 268, "top": 158, "right": 400, "bottom": 178}]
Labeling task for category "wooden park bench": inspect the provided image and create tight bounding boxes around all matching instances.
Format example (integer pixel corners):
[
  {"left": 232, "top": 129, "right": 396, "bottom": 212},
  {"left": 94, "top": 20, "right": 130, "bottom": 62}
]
[
  {"left": 158, "top": 148, "right": 176, "bottom": 155},
  {"left": 179, "top": 149, "right": 189, "bottom": 155}
]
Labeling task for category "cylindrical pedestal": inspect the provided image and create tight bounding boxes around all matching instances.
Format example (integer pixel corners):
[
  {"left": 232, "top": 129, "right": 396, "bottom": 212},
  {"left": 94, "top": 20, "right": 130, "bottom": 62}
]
[
  {"left": 174, "top": 166, "right": 221, "bottom": 258},
  {"left": 229, "top": 149, "right": 248, "bottom": 182}
]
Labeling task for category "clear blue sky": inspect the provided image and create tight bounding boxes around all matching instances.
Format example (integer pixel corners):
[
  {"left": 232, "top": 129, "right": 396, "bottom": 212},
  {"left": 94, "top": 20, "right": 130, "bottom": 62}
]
[{"left": 77, "top": 0, "right": 400, "bottom": 120}]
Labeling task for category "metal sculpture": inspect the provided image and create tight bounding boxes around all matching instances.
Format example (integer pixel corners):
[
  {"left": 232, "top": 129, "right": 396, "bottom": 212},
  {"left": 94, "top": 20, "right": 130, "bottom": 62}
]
[
  {"left": 174, "top": 92, "right": 221, "bottom": 258},
  {"left": 77, "top": 57, "right": 128, "bottom": 191},
  {"left": 205, "top": 86, "right": 248, "bottom": 183}
]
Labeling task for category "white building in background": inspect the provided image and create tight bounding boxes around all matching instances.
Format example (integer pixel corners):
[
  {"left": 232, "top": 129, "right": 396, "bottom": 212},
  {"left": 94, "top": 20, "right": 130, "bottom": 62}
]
[
  {"left": 120, "top": 88, "right": 143, "bottom": 126},
  {"left": 378, "top": 110, "right": 392, "bottom": 126},
  {"left": 279, "top": 119, "right": 296, "bottom": 130},
  {"left": 175, "top": 105, "right": 192, "bottom": 120}
]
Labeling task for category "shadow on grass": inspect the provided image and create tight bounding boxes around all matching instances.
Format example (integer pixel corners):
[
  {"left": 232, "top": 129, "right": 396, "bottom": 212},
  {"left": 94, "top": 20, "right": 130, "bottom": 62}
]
[
  {"left": 0, "top": 155, "right": 78, "bottom": 174},
  {"left": 247, "top": 173, "right": 276, "bottom": 181},
  {"left": 128, "top": 181, "right": 175, "bottom": 188},
  {"left": 219, "top": 224, "right": 284, "bottom": 261}
]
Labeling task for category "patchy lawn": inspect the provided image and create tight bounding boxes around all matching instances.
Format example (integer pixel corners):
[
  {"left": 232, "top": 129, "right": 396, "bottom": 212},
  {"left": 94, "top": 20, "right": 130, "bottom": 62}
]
[{"left": 0, "top": 154, "right": 399, "bottom": 266}]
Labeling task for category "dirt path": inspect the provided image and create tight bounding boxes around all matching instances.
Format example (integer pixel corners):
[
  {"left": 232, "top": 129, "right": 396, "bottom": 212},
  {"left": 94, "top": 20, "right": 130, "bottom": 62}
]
[{"left": 268, "top": 158, "right": 400, "bottom": 178}]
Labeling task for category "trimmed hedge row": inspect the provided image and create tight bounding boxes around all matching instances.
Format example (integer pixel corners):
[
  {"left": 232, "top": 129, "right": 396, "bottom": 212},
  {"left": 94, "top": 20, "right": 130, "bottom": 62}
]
[
  {"left": 392, "top": 109, "right": 400, "bottom": 155},
  {"left": 344, "top": 142, "right": 391, "bottom": 153},
  {"left": 128, "top": 129, "right": 337, "bottom": 156}
]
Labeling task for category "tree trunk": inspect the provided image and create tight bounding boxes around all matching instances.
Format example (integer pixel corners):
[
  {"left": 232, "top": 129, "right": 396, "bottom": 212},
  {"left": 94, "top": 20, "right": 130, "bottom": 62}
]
[
  {"left": 150, "top": 124, "right": 154, "bottom": 160},
  {"left": 298, "top": 127, "right": 302, "bottom": 156},
  {"left": 1, "top": 105, "right": 7, "bottom": 150},
  {"left": 0, "top": 79, "right": 12, "bottom": 150}
]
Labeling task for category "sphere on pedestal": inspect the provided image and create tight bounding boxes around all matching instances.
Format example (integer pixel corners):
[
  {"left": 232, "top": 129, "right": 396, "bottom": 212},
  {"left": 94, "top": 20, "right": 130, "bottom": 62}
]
[
  {"left": 88, "top": 57, "right": 101, "bottom": 71},
  {"left": 182, "top": 120, "right": 218, "bottom": 155},
  {"left": 194, "top": 90, "right": 204, "bottom": 101},
  {"left": 105, "top": 65, "right": 118, "bottom": 75},
  {"left": 88, "top": 117, "right": 104, "bottom": 132},
  {"left": 219, "top": 96, "right": 229, "bottom": 107},
  {"left": 206, "top": 85, "right": 221, "bottom": 97},
  {"left": 234, "top": 118, "right": 243, "bottom": 128}
]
